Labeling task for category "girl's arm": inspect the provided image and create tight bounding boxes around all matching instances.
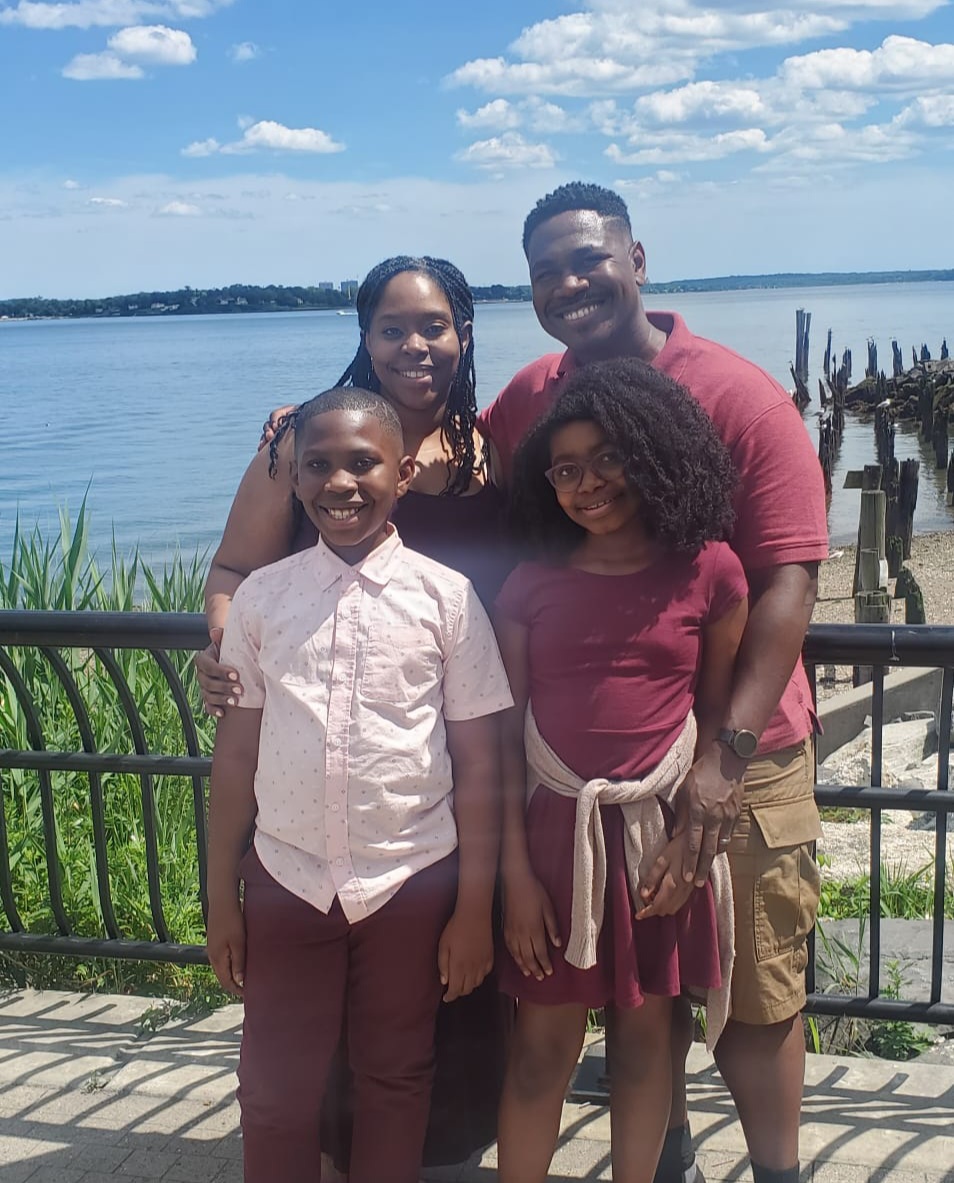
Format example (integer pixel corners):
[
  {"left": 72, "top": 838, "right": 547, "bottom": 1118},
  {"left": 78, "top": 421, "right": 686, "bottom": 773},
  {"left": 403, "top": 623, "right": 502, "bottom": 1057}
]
[
  {"left": 198, "top": 439, "right": 298, "bottom": 716},
  {"left": 494, "top": 612, "right": 562, "bottom": 980},
  {"left": 206, "top": 705, "right": 263, "bottom": 994},
  {"left": 438, "top": 713, "right": 502, "bottom": 1002},
  {"left": 637, "top": 597, "right": 748, "bottom": 919}
]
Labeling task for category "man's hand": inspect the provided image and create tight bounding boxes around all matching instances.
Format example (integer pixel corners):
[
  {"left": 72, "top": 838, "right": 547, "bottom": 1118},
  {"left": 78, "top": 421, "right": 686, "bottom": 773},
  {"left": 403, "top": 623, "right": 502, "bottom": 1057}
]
[
  {"left": 438, "top": 904, "right": 494, "bottom": 1002},
  {"left": 194, "top": 628, "right": 244, "bottom": 718},
  {"left": 502, "top": 863, "right": 561, "bottom": 982},
  {"left": 207, "top": 898, "right": 246, "bottom": 996},
  {"left": 675, "top": 744, "right": 746, "bottom": 887},
  {"left": 257, "top": 405, "right": 298, "bottom": 451}
]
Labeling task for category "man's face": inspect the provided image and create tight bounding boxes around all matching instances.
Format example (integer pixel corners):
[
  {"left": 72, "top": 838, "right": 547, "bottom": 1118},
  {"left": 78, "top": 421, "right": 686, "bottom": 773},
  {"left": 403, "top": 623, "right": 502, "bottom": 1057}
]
[{"left": 526, "top": 210, "right": 647, "bottom": 363}]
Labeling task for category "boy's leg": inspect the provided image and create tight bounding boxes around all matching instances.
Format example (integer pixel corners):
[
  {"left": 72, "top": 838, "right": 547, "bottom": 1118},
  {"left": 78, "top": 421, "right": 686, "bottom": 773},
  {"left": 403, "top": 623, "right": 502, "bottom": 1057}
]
[
  {"left": 611, "top": 994, "right": 674, "bottom": 1183},
  {"left": 497, "top": 1000, "right": 589, "bottom": 1183},
  {"left": 239, "top": 853, "right": 348, "bottom": 1183},
  {"left": 346, "top": 854, "right": 458, "bottom": 1183}
]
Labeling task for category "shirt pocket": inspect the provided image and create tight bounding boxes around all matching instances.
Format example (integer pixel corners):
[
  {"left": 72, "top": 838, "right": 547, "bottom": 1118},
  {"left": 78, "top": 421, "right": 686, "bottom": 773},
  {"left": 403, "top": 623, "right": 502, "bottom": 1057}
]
[{"left": 360, "top": 624, "right": 443, "bottom": 707}]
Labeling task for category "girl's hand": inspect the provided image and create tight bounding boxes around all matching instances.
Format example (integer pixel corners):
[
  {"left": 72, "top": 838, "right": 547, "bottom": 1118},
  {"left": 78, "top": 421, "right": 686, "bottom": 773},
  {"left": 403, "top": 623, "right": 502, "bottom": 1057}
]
[
  {"left": 207, "top": 899, "right": 246, "bottom": 995},
  {"left": 438, "top": 905, "right": 494, "bottom": 1002},
  {"left": 503, "top": 865, "right": 561, "bottom": 981},
  {"left": 194, "top": 629, "right": 244, "bottom": 718},
  {"left": 636, "top": 832, "right": 697, "bottom": 919}
]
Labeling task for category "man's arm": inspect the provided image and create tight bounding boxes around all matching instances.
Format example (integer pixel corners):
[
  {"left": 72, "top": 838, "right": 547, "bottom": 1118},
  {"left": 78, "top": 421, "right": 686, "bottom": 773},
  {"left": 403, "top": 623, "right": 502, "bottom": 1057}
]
[{"left": 678, "top": 560, "right": 818, "bottom": 887}]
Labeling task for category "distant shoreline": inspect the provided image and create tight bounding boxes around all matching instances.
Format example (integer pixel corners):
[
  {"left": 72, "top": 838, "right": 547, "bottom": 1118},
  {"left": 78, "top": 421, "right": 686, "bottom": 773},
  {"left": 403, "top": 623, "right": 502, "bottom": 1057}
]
[{"left": 2, "top": 270, "right": 954, "bottom": 322}]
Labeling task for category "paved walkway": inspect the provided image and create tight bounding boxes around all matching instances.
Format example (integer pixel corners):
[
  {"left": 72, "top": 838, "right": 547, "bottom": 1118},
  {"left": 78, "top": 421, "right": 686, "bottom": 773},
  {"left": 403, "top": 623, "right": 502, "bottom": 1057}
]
[{"left": 1, "top": 990, "right": 953, "bottom": 1182}]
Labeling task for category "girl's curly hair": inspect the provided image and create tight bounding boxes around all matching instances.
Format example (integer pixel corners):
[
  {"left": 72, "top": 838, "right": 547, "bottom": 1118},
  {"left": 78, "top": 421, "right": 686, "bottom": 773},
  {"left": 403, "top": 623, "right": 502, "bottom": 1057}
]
[{"left": 509, "top": 357, "right": 737, "bottom": 558}]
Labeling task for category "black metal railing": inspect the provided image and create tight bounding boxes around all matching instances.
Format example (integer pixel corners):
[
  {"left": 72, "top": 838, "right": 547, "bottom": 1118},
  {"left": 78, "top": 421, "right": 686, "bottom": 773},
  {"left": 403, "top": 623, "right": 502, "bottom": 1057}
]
[{"left": 1, "top": 612, "right": 952, "bottom": 1024}]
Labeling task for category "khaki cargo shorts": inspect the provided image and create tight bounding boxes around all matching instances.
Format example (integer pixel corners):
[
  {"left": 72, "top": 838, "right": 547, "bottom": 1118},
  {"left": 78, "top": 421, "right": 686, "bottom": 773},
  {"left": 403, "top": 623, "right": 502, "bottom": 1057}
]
[{"left": 726, "top": 738, "right": 821, "bottom": 1026}]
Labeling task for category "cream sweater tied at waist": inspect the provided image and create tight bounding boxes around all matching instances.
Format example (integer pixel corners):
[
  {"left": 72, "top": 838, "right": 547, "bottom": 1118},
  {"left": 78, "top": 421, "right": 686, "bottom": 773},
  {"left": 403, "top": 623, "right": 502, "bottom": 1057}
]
[{"left": 524, "top": 708, "right": 735, "bottom": 1050}]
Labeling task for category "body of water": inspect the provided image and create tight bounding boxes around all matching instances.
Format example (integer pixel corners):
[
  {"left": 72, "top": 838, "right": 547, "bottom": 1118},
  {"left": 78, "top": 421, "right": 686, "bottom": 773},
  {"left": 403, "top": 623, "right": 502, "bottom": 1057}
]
[{"left": 2, "top": 281, "right": 952, "bottom": 563}]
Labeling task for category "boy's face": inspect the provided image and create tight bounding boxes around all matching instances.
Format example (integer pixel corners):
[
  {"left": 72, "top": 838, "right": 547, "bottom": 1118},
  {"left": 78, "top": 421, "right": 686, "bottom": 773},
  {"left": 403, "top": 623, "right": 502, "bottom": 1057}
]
[{"left": 292, "top": 409, "right": 415, "bottom": 564}]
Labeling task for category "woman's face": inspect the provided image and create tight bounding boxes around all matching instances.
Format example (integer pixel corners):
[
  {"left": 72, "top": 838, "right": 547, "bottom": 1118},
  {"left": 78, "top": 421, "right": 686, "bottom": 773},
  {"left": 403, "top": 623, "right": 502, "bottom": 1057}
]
[{"left": 364, "top": 271, "right": 470, "bottom": 419}]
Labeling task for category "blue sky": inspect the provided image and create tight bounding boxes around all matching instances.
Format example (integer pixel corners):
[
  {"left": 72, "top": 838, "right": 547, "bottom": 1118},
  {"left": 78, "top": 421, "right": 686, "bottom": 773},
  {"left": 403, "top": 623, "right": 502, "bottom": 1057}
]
[{"left": 1, "top": 0, "right": 953, "bottom": 297}]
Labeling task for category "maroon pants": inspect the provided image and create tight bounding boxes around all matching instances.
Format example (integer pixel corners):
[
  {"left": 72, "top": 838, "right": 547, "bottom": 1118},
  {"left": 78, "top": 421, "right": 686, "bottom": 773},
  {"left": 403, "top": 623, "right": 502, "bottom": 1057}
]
[{"left": 238, "top": 851, "right": 458, "bottom": 1183}]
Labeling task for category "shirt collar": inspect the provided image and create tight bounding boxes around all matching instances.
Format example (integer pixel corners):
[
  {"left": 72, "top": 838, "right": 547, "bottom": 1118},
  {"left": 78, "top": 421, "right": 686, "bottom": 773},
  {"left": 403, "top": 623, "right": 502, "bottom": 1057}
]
[
  {"left": 311, "top": 524, "right": 404, "bottom": 591},
  {"left": 556, "top": 311, "right": 679, "bottom": 376}
]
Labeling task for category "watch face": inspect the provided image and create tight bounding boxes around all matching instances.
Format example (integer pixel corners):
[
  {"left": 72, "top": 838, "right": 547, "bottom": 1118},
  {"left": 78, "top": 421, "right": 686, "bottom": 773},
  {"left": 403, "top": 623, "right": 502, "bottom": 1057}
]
[{"left": 734, "top": 730, "right": 759, "bottom": 759}]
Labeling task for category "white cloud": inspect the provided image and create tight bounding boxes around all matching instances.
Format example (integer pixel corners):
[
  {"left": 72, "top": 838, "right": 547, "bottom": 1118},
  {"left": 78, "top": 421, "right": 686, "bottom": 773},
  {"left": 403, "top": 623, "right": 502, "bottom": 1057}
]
[
  {"left": 63, "top": 179, "right": 81, "bottom": 189},
  {"left": 107, "top": 24, "right": 196, "bottom": 65},
  {"left": 181, "top": 137, "right": 220, "bottom": 157},
  {"left": 87, "top": 195, "right": 127, "bottom": 206},
  {"left": 182, "top": 120, "right": 345, "bottom": 156},
  {"left": 456, "top": 99, "right": 521, "bottom": 131},
  {"left": 455, "top": 96, "right": 581, "bottom": 133},
  {"left": 455, "top": 131, "right": 558, "bottom": 170},
  {"left": 636, "top": 81, "right": 766, "bottom": 125},
  {"left": 156, "top": 199, "right": 201, "bottom": 215},
  {"left": 895, "top": 93, "right": 954, "bottom": 126},
  {"left": 0, "top": 0, "right": 232, "bottom": 28},
  {"left": 606, "top": 127, "right": 770, "bottom": 165},
  {"left": 782, "top": 35, "right": 954, "bottom": 92},
  {"left": 229, "top": 40, "right": 260, "bottom": 63},
  {"left": 62, "top": 51, "right": 143, "bottom": 79}
]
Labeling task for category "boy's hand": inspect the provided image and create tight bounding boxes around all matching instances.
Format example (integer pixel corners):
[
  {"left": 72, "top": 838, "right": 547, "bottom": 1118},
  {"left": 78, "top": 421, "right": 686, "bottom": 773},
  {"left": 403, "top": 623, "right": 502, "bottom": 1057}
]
[
  {"left": 502, "top": 864, "right": 561, "bottom": 981},
  {"left": 437, "top": 905, "right": 493, "bottom": 1002},
  {"left": 636, "top": 831, "right": 697, "bottom": 919},
  {"left": 207, "top": 899, "right": 246, "bottom": 995}
]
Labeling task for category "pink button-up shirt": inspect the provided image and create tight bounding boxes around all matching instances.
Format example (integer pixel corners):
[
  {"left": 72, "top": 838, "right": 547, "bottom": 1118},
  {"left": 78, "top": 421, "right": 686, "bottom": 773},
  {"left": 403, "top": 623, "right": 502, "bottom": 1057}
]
[{"left": 221, "top": 528, "right": 513, "bottom": 921}]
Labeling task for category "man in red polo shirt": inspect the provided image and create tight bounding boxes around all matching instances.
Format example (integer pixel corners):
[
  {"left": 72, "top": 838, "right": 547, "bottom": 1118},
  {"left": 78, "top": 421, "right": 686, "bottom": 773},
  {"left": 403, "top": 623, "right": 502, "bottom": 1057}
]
[{"left": 481, "top": 182, "right": 828, "bottom": 1183}]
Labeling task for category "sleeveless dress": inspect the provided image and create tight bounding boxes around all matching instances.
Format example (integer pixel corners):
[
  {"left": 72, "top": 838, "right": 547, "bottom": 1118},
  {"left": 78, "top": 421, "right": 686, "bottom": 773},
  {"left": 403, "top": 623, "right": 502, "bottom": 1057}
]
[
  {"left": 313, "top": 479, "right": 515, "bottom": 1168},
  {"left": 494, "top": 545, "right": 747, "bottom": 1008}
]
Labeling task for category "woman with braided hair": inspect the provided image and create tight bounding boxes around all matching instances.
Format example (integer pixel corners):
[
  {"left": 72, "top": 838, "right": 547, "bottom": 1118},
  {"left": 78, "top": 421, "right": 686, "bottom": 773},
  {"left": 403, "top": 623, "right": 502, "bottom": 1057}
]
[{"left": 196, "top": 255, "right": 512, "bottom": 1176}]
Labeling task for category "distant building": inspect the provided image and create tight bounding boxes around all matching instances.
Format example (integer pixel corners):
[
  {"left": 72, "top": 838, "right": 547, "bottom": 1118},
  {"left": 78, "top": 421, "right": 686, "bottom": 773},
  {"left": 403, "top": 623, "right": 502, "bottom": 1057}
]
[
  {"left": 317, "top": 282, "right": 335, "bottom": 291},
  {"left": 340, "top": 279, "right": 358, "bottom": 298}
]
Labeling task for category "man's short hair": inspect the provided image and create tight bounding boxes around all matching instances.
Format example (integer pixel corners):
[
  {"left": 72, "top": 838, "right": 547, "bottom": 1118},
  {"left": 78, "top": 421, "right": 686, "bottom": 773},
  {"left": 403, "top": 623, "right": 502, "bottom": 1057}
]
[{"left": 523, "top": 182, "right": 632, "bottom": 255}]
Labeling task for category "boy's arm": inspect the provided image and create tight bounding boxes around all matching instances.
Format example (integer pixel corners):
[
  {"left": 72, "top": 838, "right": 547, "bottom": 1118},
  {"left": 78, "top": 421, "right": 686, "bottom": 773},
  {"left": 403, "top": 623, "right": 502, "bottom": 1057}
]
[
  {"left": 439, "top": 713, "right": 501, "bottom": 1002},
  {"left": 637, "top": 597, "right": 748, "bottom": 918},
  {"left": 494, "top": 612, "right": 561, "bottom": 981},
  {"left": 206, "top": 705, "right": 263, "bottom": 994}
]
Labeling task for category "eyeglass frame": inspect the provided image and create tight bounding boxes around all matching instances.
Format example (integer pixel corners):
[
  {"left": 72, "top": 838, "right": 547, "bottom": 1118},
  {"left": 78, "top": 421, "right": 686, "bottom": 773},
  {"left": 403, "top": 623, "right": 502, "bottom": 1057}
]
[{"left": 544, "top": 449, "right": 627, "bottom": 492}]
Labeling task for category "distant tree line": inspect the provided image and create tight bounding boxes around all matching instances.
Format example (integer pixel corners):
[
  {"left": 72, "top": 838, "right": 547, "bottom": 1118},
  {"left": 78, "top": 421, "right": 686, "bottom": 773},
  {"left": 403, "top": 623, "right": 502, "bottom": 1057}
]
[{"left": 3, "top": 270, "right": 952, "bottom": 321}]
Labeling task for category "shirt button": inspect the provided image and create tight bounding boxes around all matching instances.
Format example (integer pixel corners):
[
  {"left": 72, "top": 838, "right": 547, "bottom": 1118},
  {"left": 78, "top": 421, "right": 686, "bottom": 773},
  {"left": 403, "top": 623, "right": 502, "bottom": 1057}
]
[
  {"left": 331, "top": 804, "right": 340, "bottom": 813},
  {"left": 336, "top": 858, "right": 344, "bottom": 867}
]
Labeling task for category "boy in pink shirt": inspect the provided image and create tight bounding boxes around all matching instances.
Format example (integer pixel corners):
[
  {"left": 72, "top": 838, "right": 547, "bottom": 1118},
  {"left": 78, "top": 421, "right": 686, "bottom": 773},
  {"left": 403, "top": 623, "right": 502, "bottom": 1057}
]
[{"left": 206, "top": 387, "right": 512, "bottom": 1183}]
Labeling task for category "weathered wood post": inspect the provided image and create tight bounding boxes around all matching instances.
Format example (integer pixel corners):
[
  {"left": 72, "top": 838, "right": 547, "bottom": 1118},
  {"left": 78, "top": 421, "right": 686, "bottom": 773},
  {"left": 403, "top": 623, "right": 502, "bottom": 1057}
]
[
  {"left": 866, "top": 338, "right": 878, "bottom": 379},
  {"left": 933, "top": 406, "right": 950, "bottom": 469},
  {"left": 897, "top": 458, "right": 919, "bottom": 559},
  {"left": 921, "top": 343, "right": 932, "bottom": 363},
  {"left": 918, "top": 375, "right": 934, "bottom": 440},
  {"left": 824, "top": 328, "right": 833, "bottom": 384},
  {"left": 942, "top": 338, "right": 950, "bottom": 361},
  {"left": 892, "top": 339, "right": 904, "bottom": 378},
  {"left": 894, "top": 567, "right": 926, "bottom": 625},
  {"left": 848, "top": 463, "right": 890, "bottom": 686},
  {"left": 795, "top": 309, "right": 811, "bottom": 386},
  {"left": 947, "top": 453, "right": 954, "bottom": 507}
]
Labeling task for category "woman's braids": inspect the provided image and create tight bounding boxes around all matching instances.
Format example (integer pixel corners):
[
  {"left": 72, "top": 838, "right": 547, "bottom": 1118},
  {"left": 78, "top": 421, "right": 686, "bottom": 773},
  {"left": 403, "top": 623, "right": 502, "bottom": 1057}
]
[{"left": 509, "top": 357, "right": 738, "bottom": 559}]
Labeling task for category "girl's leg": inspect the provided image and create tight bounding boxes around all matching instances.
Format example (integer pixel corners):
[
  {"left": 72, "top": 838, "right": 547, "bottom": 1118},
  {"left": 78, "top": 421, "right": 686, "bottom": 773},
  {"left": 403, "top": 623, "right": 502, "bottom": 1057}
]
[
  {"left": 346, "top": 856, "right": 457, "bottom": 1183},
  {"left": 610, "top": 994, "right": 674, "bottom": 1183},
  {"left": 239, "top": 855, "right": 348, "bottom": 1183},
  {"left": 497, "top": 1001, "right": 589, "bottom": 1183}
]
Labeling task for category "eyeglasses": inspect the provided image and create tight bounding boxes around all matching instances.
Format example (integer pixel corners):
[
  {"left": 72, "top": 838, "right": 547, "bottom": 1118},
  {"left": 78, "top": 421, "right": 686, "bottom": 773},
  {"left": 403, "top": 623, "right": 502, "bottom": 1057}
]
[{"left": 544, "top": 450, "right": 626, "bottom": 492}]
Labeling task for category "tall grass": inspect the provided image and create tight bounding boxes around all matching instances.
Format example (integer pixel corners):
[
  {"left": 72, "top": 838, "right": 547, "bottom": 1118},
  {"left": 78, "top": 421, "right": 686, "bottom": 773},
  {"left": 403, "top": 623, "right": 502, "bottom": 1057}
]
[{"left": 0, "top": 502, "right": 225, "bottom": 1003}]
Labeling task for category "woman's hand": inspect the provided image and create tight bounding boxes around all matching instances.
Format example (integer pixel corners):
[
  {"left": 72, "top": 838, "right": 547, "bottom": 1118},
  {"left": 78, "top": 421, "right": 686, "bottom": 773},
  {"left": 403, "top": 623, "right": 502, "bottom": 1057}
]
[
  {"left": 257, "top": 405, "right": 298, "bottom": 452},
  {"left": 502, "top": 863, "right": 561, "bottom": 981},
  {"left": 194, "top": 628, "right": 243, "bottom": 718},
  {"left": 438, "top": 903, "right": 494, "bottom": 1002},
  {"left": 207, "top": 897, "right": 246, "bottom": 995}
]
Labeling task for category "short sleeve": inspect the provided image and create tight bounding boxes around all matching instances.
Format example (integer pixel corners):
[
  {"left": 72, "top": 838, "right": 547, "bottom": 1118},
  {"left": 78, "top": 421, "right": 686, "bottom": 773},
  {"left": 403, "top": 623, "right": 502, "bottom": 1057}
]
[
  {"left": 442, "top": 580, "right": 514, "bottom": 722},
  {"left": 494, "top": 563, "right": 537, "bottom": 626},
  {"left": 707, "top": 542, "right": 749, "bottom": 623},
  {"left": 219, "top": 582, "right": 267, "bottom": 709},
  {"left": 729, "top": 404, "right": 829, "bottom": 571}
]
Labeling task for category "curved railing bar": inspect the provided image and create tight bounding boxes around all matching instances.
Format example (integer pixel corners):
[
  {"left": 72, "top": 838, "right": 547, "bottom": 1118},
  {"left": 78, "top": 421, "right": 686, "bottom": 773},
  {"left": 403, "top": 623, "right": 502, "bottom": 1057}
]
[
  {"left": 91, "top": 647, "right": 170, "bottom": 945},
  {"left": 39, "top": 646, "right": 121, "bottom": 940},
  {"left": 0, "top": 649, "right": 72, "bottom": 935}
]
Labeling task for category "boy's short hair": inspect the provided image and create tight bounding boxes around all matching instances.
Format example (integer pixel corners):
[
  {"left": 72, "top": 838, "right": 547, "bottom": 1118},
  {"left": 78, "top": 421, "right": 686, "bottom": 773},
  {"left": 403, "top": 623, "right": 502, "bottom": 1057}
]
[
  {"left": 522, "top": 182, "right": 632, "bottom": 255},
  {"left": 294, "top": 387, "right": 404, "bottom": 455}
]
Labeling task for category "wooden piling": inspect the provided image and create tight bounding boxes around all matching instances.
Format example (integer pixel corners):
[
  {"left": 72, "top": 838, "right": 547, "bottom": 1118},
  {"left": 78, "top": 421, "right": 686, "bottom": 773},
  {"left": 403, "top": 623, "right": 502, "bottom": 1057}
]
[
  {"left": 795, "top": 309, "right": 811, "bottom": 386},
  {"left": 866, "top": 338, "right": 878, "bottom": 379},
  {"left": 894, "top": 567, "right": 926, "bottom": 625},
  {"left": 891, "top": 339, "right": 904, "bottom": 378},
  {"left": 933, "top": 406, "right": 950, "bottom": 469},
  {"left": 897, "top": 458, "right": 919, "bottom": 559},
  {"left": 852, "top": 463, "right": 889, "bottom": 686}
]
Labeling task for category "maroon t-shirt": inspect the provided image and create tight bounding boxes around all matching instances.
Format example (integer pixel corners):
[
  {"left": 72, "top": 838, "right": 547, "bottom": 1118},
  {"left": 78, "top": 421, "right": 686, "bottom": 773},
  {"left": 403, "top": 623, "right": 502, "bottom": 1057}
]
[{"left": 480, "top": 311, "right": 830, "bottom": 755}]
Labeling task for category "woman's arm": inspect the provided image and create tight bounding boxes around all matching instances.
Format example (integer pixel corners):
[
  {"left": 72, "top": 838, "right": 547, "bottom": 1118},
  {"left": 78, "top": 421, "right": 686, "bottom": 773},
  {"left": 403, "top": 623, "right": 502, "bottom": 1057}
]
[
  {"left": 197, "top": 437, "right": 298, "bottom": 715},
  {"left": 494, "top": 612, "right": 561, "bottom": 980}
]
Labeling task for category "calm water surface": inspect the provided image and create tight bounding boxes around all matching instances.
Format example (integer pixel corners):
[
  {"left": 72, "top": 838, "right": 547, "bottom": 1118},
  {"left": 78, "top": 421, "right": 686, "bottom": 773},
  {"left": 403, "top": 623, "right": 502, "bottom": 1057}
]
[{"left": 2, "top": 282, "right": 952, "bottom": 564}]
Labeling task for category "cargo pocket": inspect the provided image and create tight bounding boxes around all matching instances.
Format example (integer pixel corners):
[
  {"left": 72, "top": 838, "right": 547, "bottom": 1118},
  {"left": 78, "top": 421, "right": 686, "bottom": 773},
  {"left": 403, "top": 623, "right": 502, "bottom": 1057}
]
[{"left": 750, "top": 797, "right": 822, "bottom": 964}]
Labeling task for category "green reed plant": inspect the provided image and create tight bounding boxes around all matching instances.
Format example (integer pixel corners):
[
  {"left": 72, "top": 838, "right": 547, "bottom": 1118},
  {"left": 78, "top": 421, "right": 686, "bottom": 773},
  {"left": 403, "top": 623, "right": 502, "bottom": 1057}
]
[{"left": 0, "top": 504, "right": 228, "bottom": 1007}]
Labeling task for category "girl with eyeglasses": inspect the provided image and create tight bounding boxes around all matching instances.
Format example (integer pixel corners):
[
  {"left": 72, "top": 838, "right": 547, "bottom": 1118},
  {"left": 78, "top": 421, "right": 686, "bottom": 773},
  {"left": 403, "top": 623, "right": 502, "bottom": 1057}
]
[{"left": 492, "top": 357, "right": 749, "bottom": 1183}]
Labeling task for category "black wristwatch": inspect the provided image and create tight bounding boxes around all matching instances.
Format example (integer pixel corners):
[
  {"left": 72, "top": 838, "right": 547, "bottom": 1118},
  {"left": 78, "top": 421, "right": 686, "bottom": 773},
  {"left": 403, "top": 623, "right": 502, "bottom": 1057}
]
[{"left": 717, "top": 727, "right": 759, "bottom": 759}]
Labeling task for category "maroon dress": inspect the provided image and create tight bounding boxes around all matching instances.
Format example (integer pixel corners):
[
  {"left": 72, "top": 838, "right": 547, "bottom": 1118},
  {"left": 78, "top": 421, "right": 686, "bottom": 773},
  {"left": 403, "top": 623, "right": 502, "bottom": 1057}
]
[
  {"left": 319, "top": 479, "right": 514, "bottom": 1168},
  {"left": 495, "top": 544, "right": 747, "bottom": 1008}
]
